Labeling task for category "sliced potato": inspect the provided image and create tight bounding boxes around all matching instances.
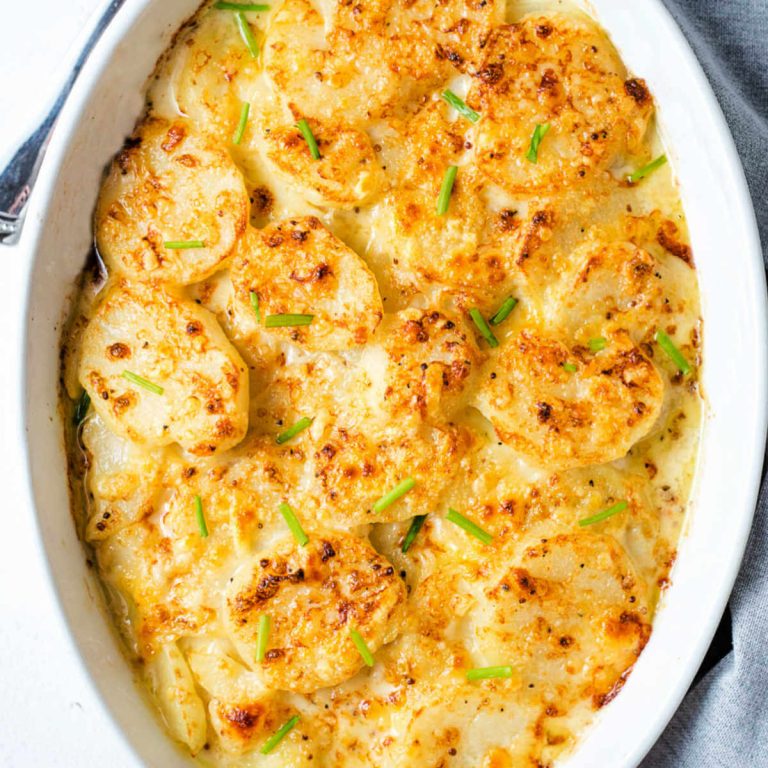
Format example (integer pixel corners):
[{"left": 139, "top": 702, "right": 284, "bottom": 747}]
[
  {"left": 95, "top": 117, "right": 248, "bottom": 285},
  {"left": 360, "top": 307, "right": 481, "bottom": 422},
  {"left": 147, "top": 643, "right": 208, "bottom": 754},
  {"left": 552, "top": 241, "right": 663, "bottom": 339},
  {"left": 470, "top": 14, "right": 653, "bottom": 194},
  {"left": 475, "top": 532, "right": 650, "bottom": 706},
  {"left": 264, "top": 120, "right": 384, "bottom": 208},
  {"left": 80, "top": 413, "right": 164, "bottom": 541},
  {"left": 306, "top": 420, "right": 471, "bottom": 526},
  {"left": 225, "top": 532, "right": 406, "bottom": 693},
  {"left": 230, "top": 219, "right": 382, "bottom": 351},
  {"left": 149, "top": 8, "right": 260, "bottom": 142},
  {"left": 263, "top": 0, "right": 406, "bottom": 123},
  {"left": 474, "top": 330, "right": 663, "bottom": 470},
  {"left": 79, "top": 280, "right": 248, "bottom": 455}
]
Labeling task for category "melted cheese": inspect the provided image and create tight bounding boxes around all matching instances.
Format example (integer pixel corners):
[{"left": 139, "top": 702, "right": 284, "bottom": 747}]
[{"left": 61, "top": 0, "right": 703, "bottom": 765}]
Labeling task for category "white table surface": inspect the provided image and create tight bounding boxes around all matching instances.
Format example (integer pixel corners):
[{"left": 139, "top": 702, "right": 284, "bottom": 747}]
[{"left": 0, "top": 2, "right": 139, "bottom": 765}]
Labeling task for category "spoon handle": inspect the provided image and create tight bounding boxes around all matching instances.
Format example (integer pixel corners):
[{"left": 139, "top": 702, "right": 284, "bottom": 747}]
[{"left": 0, "top": 0, "right": 128, "bottom": 245}]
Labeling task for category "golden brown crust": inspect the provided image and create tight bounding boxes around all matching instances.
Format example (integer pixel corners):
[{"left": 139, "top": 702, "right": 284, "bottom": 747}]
[
  {"left": 230, "top": 218, "right": 383, "bottom": 351},
  {"left": 474, "top": 330, "right": 664, "bottom": 470},
  {"left": 95, "top": 117, "right": 249, "bottom": 285},
  {"left": 225, "top": 533, "right": 406, "bottom": 692},
  {"left": 78, "top": 280, "right": 249, "bottom": 454}
]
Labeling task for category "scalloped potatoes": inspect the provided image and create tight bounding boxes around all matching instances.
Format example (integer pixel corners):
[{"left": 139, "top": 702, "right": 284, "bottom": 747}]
[{"left": 62, "top": 1, "right": 702, "bottom": 766}]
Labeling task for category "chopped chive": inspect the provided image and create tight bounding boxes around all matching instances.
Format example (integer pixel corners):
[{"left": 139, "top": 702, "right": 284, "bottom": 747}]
[
  {"left": 655, "top": 330, "right": 692, "bottom": 375},
  {"left": 466, "top": 665, "right": 514, "bottom": 681},
  {"left": 296, "top": 119, "right": 321, "bottom": 160},
  {"left": 163, "top": 240, "right": 204, "bottom": 249},
  {"left": 122, "top": 370, "right": 164, "bottom": 395},
  {"left": 469, "top": 308, "right": 499, "bottom": 349},
  {"left": 401, "top": 515, "right": 427, "bottom": 553},
  {"left": 436, "top": 165, "right": 458, "bottom": 216},
  {"left": 578, "top": 500, "right": 629, "bottom": 527},
  {"left": 373, "top": 477, "right": 415, "bottom": 513},
  {"left": 279, "top": 502, "right": 309, "bottom": 546},
  {"left": 350, "top": 628, "right": 375, "bottom": 667},
  {"left": 562, "top": 362, "right": 578, "bottom": 373},
  {"left": 627, "top": 154, "right": 667, "bottom": 184},
  {"left": 276, "top": 416, "right": 313, "bottom": 445},
  {"left": 265, "top": 313, "right": 314, "bottom": 328},
  {"left": 588, "top": 336, "right": 607, "bottom": 352},
  {"left": 234, "top": 11, "right": 259, "bottom": 57},
  {"left": 233, "top": 101, "right": 250, "bottom": 144},
  {"left": 260, "top": 715, "right": 299, "bottom": 755},
  {"left": 489, "top": 296, "right": 518, "bottom": 326},
  {"left": 255, "top": 614, "right": 271, "bottom": 662},
  {"left": 445, "top": 508, "right": 493, "bottom": 545},
  {"left": 526, "top": 123, "right": 551, "bottom": 163},
  {"left": 194, "top": 495, "right": 209, "bottom": 538},
  {"left": 74, "top": 390, "right": 91, "bottom": 425},
  {"left": 440, "top": 90, "right": 480, "bottom": 123},
  {"left": 214, "top": 1, "right": 270, "bottom": 10},
  {"left": 249, "top": 291, "right": 261, "bottom": 322}
]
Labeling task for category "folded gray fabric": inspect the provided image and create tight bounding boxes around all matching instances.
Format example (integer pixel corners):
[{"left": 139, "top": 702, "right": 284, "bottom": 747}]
[{"left": 642, "top": 2, "right": 768, "bottom": 766}]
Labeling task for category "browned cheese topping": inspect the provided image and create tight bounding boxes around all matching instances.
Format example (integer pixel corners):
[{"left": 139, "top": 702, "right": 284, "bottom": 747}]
[{"left": 61, "top": 1, "right": 702, "bottom": 765}]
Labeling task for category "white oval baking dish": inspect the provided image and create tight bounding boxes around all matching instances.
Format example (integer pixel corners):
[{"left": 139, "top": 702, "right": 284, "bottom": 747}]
[{"left": 18, "top": 0, "right": 768, "bottom": 765}]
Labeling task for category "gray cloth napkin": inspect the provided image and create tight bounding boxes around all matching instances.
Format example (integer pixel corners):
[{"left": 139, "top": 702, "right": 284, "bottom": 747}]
[{"left": 642, "top": 2, "right": 768, "bottom": 766}]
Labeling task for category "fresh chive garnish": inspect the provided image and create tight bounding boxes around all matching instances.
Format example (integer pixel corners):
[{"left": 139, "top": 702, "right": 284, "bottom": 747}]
[
  {"left": 627, "top": 154, "right": 667, "bottom": 184},
  {"left": 276, "top": 417, "right": 313, "bottom": 445},
  {"left": 214, "top": 1, "right": 270, "bottom": 10},
  {"left": 350, "top": 628, "right": 375, "bottom": 667},
  {"left": 489, "top": 296, "right": 518, "bottom": 326},
  {"left": 265, "top": 313, "right": 314, "bottom": 328},
  {"left": 74, "top": 390, "right": 91, "bottom": 425},
  {"left": 296, "top": 119, "right": 321, "bottom": 160},
  {"left": 122, "top": 370, "right": 164, "bottom": 395},
  {"left": 234, "top": 11, "right": 259, "bottom": 57},
  {"left": 466, "top": 665, "right": 514, "bottom": 681},
  {"left": 578, "top": 500, "right": 629, "bottom": 527},
  {"left": 436, "top": 165, "right": 458, "bottom": 216},
  {"left": 440, "top": 90, "right": 480, "bottom": 123},
  {"left": 588, "top": 336, "right": 607, "bottom": 352},
  {"left": 526, "top": 123, "right": 551, "bottom": 163},
  {"left": 249, "top": 291, "right": 261, "bottom": 322},
  {"left": 279, "top": 502, "right": 309, "bottom": 546},
  {"left": 373, "top": 477, "right": 416, "bottom": 513},
  {"left": 194, "top": 495, "right": 209, "bottom": 538},
  {"left": 260, "top": 715, "right": 299, "bottom": 755},
  {"left": 255, "top": 614, "right": 271, "bottom": 662},
  {"left": 233, "top": 101, "right": 250, "bottom": 145},
  {"left": 401, "top": 515, "right": 427, "bottom": 553},
  {"left": 445, "top": 508, "right": 493, "bottom": 545},
  {"left": 655, "top": 330, "right": 692, "bottom": 375},
  {"left": 562, "top": 362, "right": 578, "bottom": 373},
  {"left": 469, "top": 308, "right": 499, "bottom": 348},
  {"left": 164, "top": 240, "right": 204, "bottom": 249}
]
